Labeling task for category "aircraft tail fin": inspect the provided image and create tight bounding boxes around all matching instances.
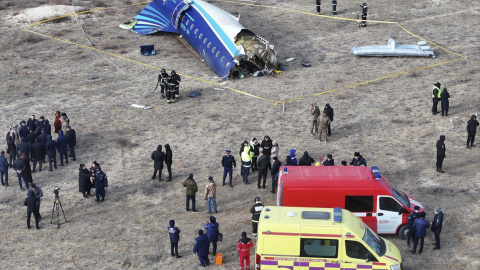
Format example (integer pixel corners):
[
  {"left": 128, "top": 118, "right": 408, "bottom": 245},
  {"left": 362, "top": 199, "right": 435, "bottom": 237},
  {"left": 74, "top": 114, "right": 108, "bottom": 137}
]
[{"left": 128, "top": 0, "right": 179, "bottom": 34}]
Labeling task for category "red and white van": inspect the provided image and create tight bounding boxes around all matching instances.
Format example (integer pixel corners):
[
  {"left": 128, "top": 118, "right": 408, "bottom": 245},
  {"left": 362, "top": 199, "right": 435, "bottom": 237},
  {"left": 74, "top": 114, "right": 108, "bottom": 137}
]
[{"left": 276, "top": 166, "right": 423, "bottom": 238}]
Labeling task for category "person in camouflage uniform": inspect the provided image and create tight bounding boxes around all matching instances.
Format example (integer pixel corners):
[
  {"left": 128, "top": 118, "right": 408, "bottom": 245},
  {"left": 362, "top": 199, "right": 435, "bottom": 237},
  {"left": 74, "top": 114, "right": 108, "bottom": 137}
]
[
  {"left": 310, "top": 103, "right": 321, "bottom": 136},
  {"left": 183, "top": 173, "right": 198, "bottom": 212},
  {"left": 318, "top": 112, "right": 331, "bottom": 142}
]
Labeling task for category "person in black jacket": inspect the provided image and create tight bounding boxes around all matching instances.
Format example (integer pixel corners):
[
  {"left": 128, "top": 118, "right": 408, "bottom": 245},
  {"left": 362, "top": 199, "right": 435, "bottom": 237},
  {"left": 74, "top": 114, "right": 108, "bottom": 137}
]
[
  {"left": 18, "top": 121, "right": 29, "bottom": 140},
  {"left": 24, "top": 190, "right": 40, "bottom": 229},
  {"left": 168, "top": 220, "right": 182, "bottom": 258},
  {"left": 407, "top": 206, "right": 420, "bottom": 247},
  {"left": 67, "top": 126, "right": 76, "bottom": 161},
  {"left": 440, "top": 88, "right": 450, "bottom": 116},
  {"left": 151, "top": 145, "right": 165, "bottom": 181},
  {"left": 466, "top": 115, "right": 479, "bottom": 149},
  {"left": 56, "top": 130, "right": 68, "bottom": 166},
  {"left": 256, "top": 151, "right": 270, "bottom": 189},
  {"left": 13, "top": 154, "right": 28, "bottom": 190},
  {"left": 350, "top": 152, "right": 367, "bottom": 166},
  {"left": 6, "top": 130, "right": 17, "bottom": 166},
  {"left": 432, "top": 82, "right": 441, "bottom": 115},
  {"left": 0, "top": 151, "right": 8, "bottom": 186},
  {"left": 164, "top": 144, "right": 173, "bottom": 182},
  {"left": 79, "top": 164, "right": 92, "bottom": 197},
  {"left": 26, "top": 115, "right": 37, "bottom": 132},
  {"left": 250, "top": 138, "right": 260, "bottom": 172},
  {"left": 323, "top": 154, "right": 335, "bottom": 166},
  {"left": 16, "top": 138, "right": 31, "bottom": 160},
  {"left": 29, "top": 183, "right": 43, "bottom": 218},
  {"left": 324, "top": 104, "right": 334, "bottom": 136},
  {"left": 250, "top": 197, "right": 264, "bottom": 237},
  {"left": 221, "top": 150, "right": 236, "bottom": 187},
  {"left": 38, "top": 129, "right": 49, "bottom": 163},
  {"left": 436, "top": 135, "right": 446, "bottom": 173},
  {"left": 46, "top": 137, "right": 57, "bottom": 171},
  {"left": 95, "top": 168, "right": 108, "bottom": 202},
  {"left": 32, "top": 138, "right": 44, "bottom": 172},
  {"left": 431, "top": 207, "right": 444, "bottom": 250},
  {"left": 298, "top": 151, "right": 315, "bottom": 166},
  {"left": 260, "top": 136, "right": 272, "bottom": 157},
  {"left": 22, "top": 153, "right": 33, "bottom": 184},
  {"left": 193, "top": 230, "right": 210, "bottom": 267},
  {"left": 271, "top": 157, "right": 281, "bottom": 194}
]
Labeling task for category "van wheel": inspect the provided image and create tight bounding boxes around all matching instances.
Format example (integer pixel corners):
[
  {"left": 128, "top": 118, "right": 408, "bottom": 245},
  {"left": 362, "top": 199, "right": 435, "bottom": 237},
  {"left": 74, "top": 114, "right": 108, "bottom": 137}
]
[{"left": 398, "top": 225, "right": 408, "bottom": 240}]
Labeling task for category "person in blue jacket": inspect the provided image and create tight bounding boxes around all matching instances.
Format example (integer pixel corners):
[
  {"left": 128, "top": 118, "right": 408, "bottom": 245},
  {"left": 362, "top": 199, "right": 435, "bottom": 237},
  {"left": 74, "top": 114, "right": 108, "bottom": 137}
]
[
  {"left": 0, "top": 151, "right": 9, "bottom": 186},
  {"left": 407, "top": 206, "right": 420, "bottom": 247},
  {"left": 193, "top": 230, "right": 210, "bottom": 267},
  {"left": 95, "top": 168, "right": 108, "bottom": 202},
  {"left": 289, "top": 149, "right": 298, "bottom": 166},
  {"left": 56, "top": 130, "right": 68, "bottom": 166},
  {"left": 46, "top": 137, "right": 57, "bottom": 171},
  {"left": 350, "top": 152, "right": 367, "bottom": 166},
  {"left": 204, "top": 216, "right": 220, "bottom": 256},
  {"left": 32, "top": 138, "right": 44, "bottom": 172},
  {"left": 168, "top": 220, "right": 182, "bottom": 258},
  {"left": 411, "top": 211, "right": 430, "bottom": 255}
]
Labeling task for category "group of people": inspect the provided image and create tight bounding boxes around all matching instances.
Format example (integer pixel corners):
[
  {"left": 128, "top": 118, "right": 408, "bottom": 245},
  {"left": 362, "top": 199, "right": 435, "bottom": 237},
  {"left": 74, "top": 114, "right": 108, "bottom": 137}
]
[
  {"left": 311, "top": 103, "right": 334, "bottom": 142},
  {"left": 406, "top": 206, "right": 444, "bottom": 255},
  {"left": 155, "top": 69, "right": 181, "bottom": 104},
  {"left": 1, "top": 112, "right": 76, "bottom": 191},
  {"left": 150, "top": 144, "right": 173, "bottom": 182},
  {"left": 78, "top": 161, "right": 109, "bottom": 202},
  {"left": 314, "top": 1, "right": 368, "bottom": 26}
]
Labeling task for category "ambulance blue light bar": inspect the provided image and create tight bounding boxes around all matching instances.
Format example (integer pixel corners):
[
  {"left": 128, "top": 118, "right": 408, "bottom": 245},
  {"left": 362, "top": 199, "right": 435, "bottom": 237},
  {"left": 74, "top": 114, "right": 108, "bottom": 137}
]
[
  {"left": 372, "top": 166, "right": 381, "bottom": 180},
  {"left": 333, "top": 207, "right": 342, "bottom": 223}
]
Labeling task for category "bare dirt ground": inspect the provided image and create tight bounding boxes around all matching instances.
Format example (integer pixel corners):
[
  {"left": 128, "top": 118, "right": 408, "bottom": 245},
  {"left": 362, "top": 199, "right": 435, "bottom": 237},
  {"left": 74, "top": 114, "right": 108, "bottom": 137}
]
[{"left": 1, "top": 0, "right": 479, "bottom": 269}]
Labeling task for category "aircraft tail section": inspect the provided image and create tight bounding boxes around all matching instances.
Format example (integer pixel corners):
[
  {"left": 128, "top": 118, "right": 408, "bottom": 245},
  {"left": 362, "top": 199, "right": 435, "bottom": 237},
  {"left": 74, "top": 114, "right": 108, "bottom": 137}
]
[{"left": 128, "top": 0, "right": 181, "bottom": 34}]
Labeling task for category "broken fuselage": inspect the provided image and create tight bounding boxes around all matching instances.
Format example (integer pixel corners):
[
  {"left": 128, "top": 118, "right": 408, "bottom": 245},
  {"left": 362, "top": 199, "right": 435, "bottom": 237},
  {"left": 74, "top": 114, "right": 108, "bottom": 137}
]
[{"left": 123, "top": 0, "right": 277, "bottom": 79}]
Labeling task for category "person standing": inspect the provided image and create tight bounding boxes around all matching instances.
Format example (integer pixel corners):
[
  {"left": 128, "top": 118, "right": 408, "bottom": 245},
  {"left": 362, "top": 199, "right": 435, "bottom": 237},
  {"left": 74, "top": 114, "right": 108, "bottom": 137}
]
[
  {"left": 0, "top": 151, "right": 8, "bottom": 186},
  {"left": 204, "top": 216, "right": 220, "bottom": 255},
  {"left": 316, "top": 0, "right": 321, "bottom": 14},
  {"left": 204, "top": 176, "right": 217, "bottom": 214},
  {"left": 237, "top": 232, "right": 254, "bottom": 270},
  {"left": 156, "top": 68, "right": 169, "bottom": 98},
  {"left": 29, "top": 183, "right": 43, "bottom": 219},
  {"left": 26, "top": 115, "right": 37, "bottom": 132},
  {"left": 168, "top": 220, "right": 182, "bottom": 258},
  {"left": 323, "top": 154, "right": 335, "bottom": 166},
  {"left": 350, "top": 152, "right": 367, "bottom": 166},
  {"left": 318, "top": 112, "right": 331, "bottom": 142},
  {"left": 250, "top": 197, "right": 264, "bottom": 237},
  {"left": 22, "top": 153, "right": 33, "bottom": 184},
  {"left": 270, "top": 140, "right": 279, "bottom": 165},
  {"left": 183, "top": 173, "right": 198, "bottom": 212},
  {"left": 95, "top": 168, "right": 108, "bottom": 202},
  {"left": 54, "top": 110, "right": 62, "bottom": 135},
  {"left": 18, "top": 121, "right": 29, "bottom": 141},
  {"left": 250, "top": 138, "right": 260, "bottom": 172},
  {"left": 411, "top": 211, "right": 429, "bottom": 255},
  {"left": 6, "top": 129, "right": 17, "bottom": 166},
  {"left": 56, "top": 130, "right": 68, "bottom": 166},
  {"left": 324, "top": 104, "right": 334, "bottom": 136},
  {"left": 166, "top": 73, "right": 176, "bottom": 104},
  {"left": 32, "top": 138, "right": 44, "bottom": 173},
  {"left": 151, "top": 145, "right": 165, "bottom": 181},
  {"left": 359, "top": 3, "right": 368, "bottom": 27},
  {"left": 310, "top": 103, "right": 321, "bottom": 135},
  {"left": 46, "top": 137, "right": 57, "bottom": 171},
  {"left": 66, "top": 126, "right": 76, "bottom": 161},
  {"left": 256, "top": 151, "right": 270, "bottom": 189},
  {"left": 289, "top": 149, "right": 298, "bottom": 166},
  {"left": 436, "top": 135, "right": 446, "bottom": 173},
  {"left": 271, "top": 156, "right": 281, "bottom": 194},
  {"left": 260, "top": 136, "right": 272, "bottom": 157},
  {"left": 241, "top": 141, "right": 254, "bottom": 185},
  {"left": 332, "top": 0, "right": 337, "bottom": 15},
  {"left": 171, "top": 70, "right": 181, "bottom": 102},
  {"left": 24, "top": 191, "right": 40, "bottom": 229},
  {"left": 440, "top": 88, "right": 450, "bottom": 116},
  {"left": 193, "top": 230, "right": 210, "bottom": 267},
  {"left": 221, "top": 150, "right": 236, "bottom": 187},
  {"left": 299, "top": 151, "right": 315, "bottom": 166},
  {"left": 431, "top": 207, "right": 444, "bottom": 250},
  {"left": 466, "top": 115, "right": 479, "bottom": 149},
  {"left": 16, "top": 138, "right": 31, "bottom": 160},
  {"left": 164, "top": 144, "right": 173, "bottom": 181},
  {"left": 79, "top": 164, "right": 92, "bottom": 198},
  {"left": 44, "top": 119, "right": 52, "bottom": 136},
  {"left": 407, "top": 206, "right": 420, "bottom": 247},
  {"left": 432, "top": 82, "right": 441, "bottom": 115}
]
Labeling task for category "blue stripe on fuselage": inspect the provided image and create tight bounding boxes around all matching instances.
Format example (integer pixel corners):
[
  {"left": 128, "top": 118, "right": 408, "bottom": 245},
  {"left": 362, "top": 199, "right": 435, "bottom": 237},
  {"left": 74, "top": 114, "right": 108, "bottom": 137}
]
[{"left": 191, "top": 2, "right": 239, "bottom": 57}]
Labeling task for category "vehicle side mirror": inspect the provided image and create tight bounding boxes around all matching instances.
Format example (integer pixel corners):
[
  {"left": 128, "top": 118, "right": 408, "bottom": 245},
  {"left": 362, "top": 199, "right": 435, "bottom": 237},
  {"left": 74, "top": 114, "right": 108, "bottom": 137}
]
[
  {"left": 398, "top": 208, "right": 408, "bottom": 215},
  {"left": 366, "top": 253, "right": 373, "bottom": 262}
]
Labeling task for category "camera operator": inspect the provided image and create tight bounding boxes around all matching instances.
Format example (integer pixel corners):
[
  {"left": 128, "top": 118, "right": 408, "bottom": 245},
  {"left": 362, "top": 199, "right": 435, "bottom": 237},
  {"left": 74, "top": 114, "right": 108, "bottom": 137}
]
[
  {"left": 24, "top": 190, "right": 40, "bottom": 229},
  {"left": 28, "top": 183, "right": 43, "bottom": 218}
]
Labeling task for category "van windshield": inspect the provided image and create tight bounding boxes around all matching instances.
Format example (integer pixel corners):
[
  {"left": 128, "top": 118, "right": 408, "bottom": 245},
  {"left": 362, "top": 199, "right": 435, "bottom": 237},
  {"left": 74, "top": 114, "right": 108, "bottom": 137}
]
[
  {"left": 392, "top": 188, "right": 410, "bottom": 208},
  {"left": 362, "top": 227, "right": 386, "bottom": 256}
]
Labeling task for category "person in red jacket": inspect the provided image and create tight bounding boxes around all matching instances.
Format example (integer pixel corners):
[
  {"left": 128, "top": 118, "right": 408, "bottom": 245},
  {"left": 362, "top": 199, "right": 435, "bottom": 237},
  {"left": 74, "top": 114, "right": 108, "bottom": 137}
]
[
  {"left": 54, "top": 110, "right": 62, "bottom": 135},
  {"left": 237, "top": 231, "right": 253, "bottom": 270}
]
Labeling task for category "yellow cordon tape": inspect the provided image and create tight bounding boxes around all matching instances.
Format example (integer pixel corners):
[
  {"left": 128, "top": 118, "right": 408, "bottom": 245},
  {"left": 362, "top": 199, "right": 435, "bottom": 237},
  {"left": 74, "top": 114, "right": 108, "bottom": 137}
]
[{"left": 24, "top": 1, "right": 466, "bottom": 106}]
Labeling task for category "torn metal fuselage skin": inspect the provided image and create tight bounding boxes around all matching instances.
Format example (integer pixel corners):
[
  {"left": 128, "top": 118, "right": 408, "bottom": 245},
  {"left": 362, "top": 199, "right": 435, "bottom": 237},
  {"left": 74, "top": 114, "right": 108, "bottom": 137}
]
[{"left": 121, "top": 0, "right": 277, "bottom": 79}]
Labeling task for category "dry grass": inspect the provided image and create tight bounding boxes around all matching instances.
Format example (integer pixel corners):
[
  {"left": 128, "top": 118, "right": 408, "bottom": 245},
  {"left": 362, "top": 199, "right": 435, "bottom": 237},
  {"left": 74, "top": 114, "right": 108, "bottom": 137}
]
[{"left": 1, "top": 0, "right": 479, "bottom": 269}]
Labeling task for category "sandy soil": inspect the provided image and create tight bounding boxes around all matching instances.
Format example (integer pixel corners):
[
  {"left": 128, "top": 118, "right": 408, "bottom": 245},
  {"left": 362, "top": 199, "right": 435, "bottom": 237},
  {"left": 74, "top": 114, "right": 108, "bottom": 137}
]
[{"left": 0, "top": 0, "right": 479, "bottom": 269}]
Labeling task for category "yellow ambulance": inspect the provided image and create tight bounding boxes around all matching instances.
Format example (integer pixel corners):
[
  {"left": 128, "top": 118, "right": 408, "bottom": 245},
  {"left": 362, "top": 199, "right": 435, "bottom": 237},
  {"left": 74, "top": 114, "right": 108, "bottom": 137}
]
[{"left": 255, "top": 206, "right": 403, "bottom": 270}]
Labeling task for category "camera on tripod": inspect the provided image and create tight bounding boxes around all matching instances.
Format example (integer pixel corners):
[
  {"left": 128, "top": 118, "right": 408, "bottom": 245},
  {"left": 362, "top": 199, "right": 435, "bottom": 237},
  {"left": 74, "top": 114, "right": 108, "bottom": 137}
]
[{"left": 53, "top": 187, "right": 60, "bottom": 196}]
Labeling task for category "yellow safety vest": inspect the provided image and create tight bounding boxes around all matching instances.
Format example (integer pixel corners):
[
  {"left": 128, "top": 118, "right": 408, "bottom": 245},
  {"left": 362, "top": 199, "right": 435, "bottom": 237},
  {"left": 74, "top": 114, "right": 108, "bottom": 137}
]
[
  {"left": 432, "top": 86, "right": 441, "bottom": 98},
  {"left": 241, "top": 146, "right": 253, "bottom": 162}
]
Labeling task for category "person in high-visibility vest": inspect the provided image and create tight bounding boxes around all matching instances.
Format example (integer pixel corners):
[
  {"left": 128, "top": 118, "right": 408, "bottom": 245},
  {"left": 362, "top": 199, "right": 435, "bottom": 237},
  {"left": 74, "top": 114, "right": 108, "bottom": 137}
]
[
  {"left": 432, "top": 82, "right": 442, "bottom": 115},
  {"left": 250, "top": 197, "right": 264, "bottom": 237}
]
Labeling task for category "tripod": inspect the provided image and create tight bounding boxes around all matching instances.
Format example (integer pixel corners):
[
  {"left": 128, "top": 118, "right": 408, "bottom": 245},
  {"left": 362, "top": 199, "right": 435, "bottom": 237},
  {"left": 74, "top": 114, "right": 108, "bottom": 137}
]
[{"left": 50, "top": 194, "right": 67, "bottom": 229}]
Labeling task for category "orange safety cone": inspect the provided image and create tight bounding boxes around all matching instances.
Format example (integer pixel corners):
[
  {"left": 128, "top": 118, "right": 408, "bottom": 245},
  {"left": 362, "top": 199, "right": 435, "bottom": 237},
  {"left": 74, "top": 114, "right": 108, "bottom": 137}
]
[{"left": 215, "top": 253, "right": 223, "bottom": 265}]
